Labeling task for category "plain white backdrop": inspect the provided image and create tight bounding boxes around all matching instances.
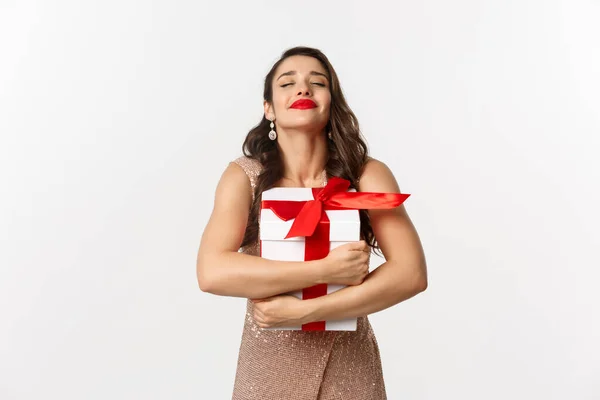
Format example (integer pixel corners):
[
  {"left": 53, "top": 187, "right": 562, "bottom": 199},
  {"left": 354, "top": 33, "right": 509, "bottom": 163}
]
[{"left": 1, "top": 0, "right": 599, "bottom": 399}]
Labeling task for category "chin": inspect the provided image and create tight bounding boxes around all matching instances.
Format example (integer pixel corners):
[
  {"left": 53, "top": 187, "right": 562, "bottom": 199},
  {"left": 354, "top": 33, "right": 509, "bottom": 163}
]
[
  {"left": 291, "top": 126, "right": 327, "bottom": 134},
  {"left": 290, "top": 118, "right": 328, "bottom": 128}
]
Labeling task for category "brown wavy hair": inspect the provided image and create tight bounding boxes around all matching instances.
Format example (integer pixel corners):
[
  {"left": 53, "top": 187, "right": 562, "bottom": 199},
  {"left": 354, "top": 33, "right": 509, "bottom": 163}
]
[{"left": 240, "top": 46, "right": 380, "bottom": 254}]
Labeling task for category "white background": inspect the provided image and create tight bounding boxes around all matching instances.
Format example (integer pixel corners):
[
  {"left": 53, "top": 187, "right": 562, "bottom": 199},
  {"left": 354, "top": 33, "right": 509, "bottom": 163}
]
[{"left": 1, "top": 0, "right": 599, "bottom": 399}]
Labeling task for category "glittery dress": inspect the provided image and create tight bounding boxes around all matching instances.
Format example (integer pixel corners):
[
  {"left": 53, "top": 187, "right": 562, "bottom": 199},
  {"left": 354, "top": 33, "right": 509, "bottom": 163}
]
[{"left": 230, "top": 156, "right": 387, "bottom": 400}]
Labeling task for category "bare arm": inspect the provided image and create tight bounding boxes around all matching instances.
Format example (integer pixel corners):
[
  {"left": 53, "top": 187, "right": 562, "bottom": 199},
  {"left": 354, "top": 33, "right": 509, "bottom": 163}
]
[
  {"left": 196, "top": 162, "right": 328, "bottom": 299},
  {"left": 300, "top": 158, "right": 428, "bottom": 323}
]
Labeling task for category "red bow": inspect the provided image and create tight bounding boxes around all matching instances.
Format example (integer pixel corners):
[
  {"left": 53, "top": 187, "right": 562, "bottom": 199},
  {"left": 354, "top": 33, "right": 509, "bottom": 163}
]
[{"left": 262, "top": 177, "right": 410, "bottom": 239}]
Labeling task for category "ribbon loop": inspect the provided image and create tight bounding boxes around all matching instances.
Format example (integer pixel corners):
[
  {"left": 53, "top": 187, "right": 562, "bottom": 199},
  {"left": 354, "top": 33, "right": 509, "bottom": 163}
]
[
  {"left": 314, "top": 177, "right": 350, "bottom": 202},
  {"left": 285, "top": 200, "right": 323, "bottom": 239}
]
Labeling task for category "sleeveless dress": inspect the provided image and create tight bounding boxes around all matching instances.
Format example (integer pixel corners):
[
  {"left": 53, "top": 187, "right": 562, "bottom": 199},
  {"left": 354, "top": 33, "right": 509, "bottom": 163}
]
[{"left": 231, "top": 156, "right": 387, "bottom": 400}]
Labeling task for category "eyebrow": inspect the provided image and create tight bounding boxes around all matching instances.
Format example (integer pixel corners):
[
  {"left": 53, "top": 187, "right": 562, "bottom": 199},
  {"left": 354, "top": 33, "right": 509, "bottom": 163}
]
[{"left": 276, "top": 70, "right": 329, "bottom": 81}]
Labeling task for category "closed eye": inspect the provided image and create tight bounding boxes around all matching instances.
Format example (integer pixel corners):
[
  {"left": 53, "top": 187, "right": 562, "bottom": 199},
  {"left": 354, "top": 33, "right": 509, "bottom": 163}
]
[{"left": 280, "top": 82, "right": 326, "bottom": 87}]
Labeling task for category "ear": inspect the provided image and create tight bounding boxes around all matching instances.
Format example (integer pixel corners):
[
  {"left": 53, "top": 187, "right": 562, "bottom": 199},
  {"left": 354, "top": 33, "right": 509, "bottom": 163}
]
[{"left": 263, "top": 100, "right": 275, "bottom": 121}]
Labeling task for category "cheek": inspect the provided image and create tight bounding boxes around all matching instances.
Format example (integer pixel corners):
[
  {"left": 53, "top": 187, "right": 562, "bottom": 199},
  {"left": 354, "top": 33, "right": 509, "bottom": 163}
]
[
  {"left": 272, "top": 95, "right": 289, "bottom": 112},
  {"left": 319, "top": 94, "right": 332, "bottom": 111},
  {"left": 321, "top": 101, "right": 331, "bottom": 117}
]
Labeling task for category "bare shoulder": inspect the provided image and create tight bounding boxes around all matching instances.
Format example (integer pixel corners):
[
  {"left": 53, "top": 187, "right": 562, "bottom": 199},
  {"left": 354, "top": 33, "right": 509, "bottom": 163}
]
[
  {"left": 197, "top": 161, "right": 253, "bottom": 257},
  {"left": 357, "top": 157, "right": 401, "bottom": 193}
]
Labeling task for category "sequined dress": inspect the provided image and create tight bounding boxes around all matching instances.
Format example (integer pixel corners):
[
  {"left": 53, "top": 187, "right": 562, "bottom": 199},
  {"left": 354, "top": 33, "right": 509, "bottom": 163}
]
[{"left": 231, "top": 156, "right": 387, "bottom": 400}]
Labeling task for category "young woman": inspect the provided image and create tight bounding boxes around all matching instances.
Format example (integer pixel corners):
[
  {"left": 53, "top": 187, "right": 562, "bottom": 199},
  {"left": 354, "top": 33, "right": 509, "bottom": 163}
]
[{"left": 197, "top": 46, "right": 427, "bottom": 399}]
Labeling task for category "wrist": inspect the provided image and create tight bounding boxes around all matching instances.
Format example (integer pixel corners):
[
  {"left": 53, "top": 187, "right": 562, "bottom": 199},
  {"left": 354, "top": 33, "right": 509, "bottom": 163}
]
[
  {"left": 308, "top": 258, "right": 330, "bottom": 285},
  {"left": 299, "top": 297, "right": 321, "bottom": 325}
]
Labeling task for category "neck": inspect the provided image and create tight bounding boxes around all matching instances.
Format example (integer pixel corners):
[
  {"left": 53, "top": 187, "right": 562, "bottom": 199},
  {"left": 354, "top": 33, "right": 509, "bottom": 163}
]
[{"left": 276, "top": 129, "right": 328, "bottom": 187}]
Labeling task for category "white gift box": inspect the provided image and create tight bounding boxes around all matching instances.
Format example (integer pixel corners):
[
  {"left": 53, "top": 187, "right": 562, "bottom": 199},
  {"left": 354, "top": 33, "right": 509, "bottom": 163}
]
[{"left": 259, "top": 187, "right": 360, "bottom": 331}]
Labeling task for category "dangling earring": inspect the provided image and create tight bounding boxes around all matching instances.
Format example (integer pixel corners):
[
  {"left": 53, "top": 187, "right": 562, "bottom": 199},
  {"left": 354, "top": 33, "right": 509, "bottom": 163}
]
[
  {"left": 268, "top": 119, "right": 277, "bottom": 140},
  {"left": 328, "top": 131, "right": 333, "bottom": 140}
]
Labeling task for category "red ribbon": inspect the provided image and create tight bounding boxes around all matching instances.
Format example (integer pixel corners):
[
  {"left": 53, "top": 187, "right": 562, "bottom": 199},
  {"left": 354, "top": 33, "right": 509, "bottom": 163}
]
[{"left": 261, "top": 177, "right": 410, "bottom": 331}]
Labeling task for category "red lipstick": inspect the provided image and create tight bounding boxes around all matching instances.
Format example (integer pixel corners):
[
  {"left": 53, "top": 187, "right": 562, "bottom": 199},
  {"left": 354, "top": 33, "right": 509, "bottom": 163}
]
[{"left": 290, "top": 99, "right": 317, "bottom": 109}]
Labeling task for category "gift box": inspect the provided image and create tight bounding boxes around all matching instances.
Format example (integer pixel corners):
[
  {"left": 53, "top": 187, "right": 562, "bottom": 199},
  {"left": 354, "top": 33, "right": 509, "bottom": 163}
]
[
  {"left": 258, "top": 176, "right": 410, "bottom": 332},
  {"left": 260, "top": 186, "right": 361, "bottom": 331}
]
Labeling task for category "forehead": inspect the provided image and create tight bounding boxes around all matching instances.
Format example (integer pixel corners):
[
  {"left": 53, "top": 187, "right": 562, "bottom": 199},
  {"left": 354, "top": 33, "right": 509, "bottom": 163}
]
[{"left": 275, "top": 55, "right": 327, "bottom": 76}]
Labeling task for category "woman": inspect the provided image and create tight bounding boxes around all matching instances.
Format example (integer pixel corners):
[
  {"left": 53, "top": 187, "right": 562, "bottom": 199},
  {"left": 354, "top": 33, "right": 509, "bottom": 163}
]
[{"left": 197, "top": 46, "right": 427, "bottom": 399}]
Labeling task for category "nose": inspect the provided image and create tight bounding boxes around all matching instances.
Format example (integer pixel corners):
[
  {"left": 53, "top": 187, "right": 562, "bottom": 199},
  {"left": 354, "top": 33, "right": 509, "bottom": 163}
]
[{"left": 297, "top": 81, "right": 310, "bottom": 96}]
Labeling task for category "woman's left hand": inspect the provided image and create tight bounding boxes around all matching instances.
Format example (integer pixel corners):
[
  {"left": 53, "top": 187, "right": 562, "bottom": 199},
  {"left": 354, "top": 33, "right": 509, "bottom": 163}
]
[{"left": 251, "top": 294, "right": 309, "bottom": 329}]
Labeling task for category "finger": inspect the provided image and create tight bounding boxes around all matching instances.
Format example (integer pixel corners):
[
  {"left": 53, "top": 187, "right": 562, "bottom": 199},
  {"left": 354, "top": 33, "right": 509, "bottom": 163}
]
[
  {"left": 355, "top": 244, "right": 370, "bottom": 254},
  {"left": 253, "top": 311, "right": 265, "bottom": 324},
  {"left": 255, "top": 314, "right": 270, "bottom": 328},
  {"left": 255, "top": 306, "right": 269, "bottom": 321},
  {"left": 253, "top": 306, "right": 264, "bottom": 318},
  {"left": 349, "top": 240, "right": 366, "bottom": 250},
  {"left": 251, "top": 298, "right": 266, "bottom": 303}
]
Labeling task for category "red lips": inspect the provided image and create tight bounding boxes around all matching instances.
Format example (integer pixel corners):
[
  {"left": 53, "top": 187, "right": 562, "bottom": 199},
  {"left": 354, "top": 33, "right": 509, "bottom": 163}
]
[{"left": 290, "top": 99, "right": 317, "bottom": 109}]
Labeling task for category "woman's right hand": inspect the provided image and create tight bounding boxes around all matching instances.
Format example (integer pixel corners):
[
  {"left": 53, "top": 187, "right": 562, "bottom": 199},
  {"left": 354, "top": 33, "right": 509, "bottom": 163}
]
[{"left": 320, "top": 240, "right": 370, "bottom": 286}]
